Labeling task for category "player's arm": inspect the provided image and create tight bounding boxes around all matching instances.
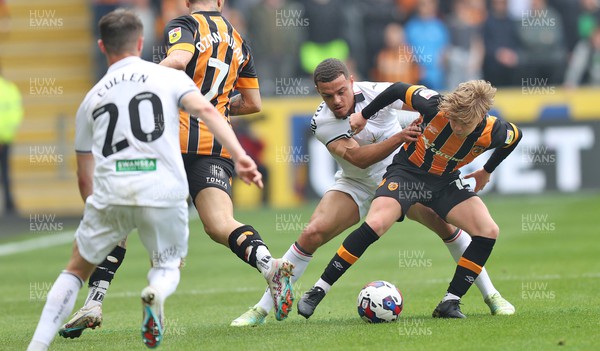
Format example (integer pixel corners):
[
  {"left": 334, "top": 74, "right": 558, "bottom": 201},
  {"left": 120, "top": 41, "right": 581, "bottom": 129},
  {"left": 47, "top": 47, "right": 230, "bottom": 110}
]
[
  {"left": 229, "top": 88, "right": 261, "bottom": 115},
  {"left": 74, "top": 102, "right": 94, "bottom": 201},
  {"left": 350, "top": 83, "right": 432, "bottom": 133},
  {"left": 229, "top": 41, "right": 261, "bottom": 115},
  {"left": 160, "top": 49, "right": 193, "bottom": 70},
  {"left": 465, "top": 121, "right": 523, "bottom": 192},
  {"left": 327, "top": 124, "right": 421, "bottom": 169},
  {"left": 362, "top": 82, "right": 424, "bottom": 116},
  {"left": 76, "top": 153, "right": 94, "bottom": 201},
  {"left": 160, "top": 17, "right": 195, "bottom": 70},
  {"left": 180, "top": 91, "right": 263, "bottom": 188},
  {"left": 483, "top": 121, "right": 523, "bottom": 173}
]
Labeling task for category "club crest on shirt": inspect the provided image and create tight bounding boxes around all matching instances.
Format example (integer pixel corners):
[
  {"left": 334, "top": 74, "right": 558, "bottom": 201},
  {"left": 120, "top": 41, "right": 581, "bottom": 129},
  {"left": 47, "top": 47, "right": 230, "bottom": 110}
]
[
  {"left": 169, "top": 27, "right": 182, "bottom": 44},
  {"left": 388, "top": 182, "right": 399, "bottom": 191},
  {"left": 471, "top": 145, "right": 486, "bottom": 156}
]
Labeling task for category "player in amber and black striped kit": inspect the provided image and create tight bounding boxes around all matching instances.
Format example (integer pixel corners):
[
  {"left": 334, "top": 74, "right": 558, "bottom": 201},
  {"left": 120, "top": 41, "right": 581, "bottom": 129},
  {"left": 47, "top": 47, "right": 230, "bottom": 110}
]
[
  {"left": 160, "top": 0, "right": 294, "bottom": 324},
  {"left": 59, "top": 1, "right": 293, "bottom": 339},
  {"left": 298, "top": 80, "right": 522, "bottom": 318}
]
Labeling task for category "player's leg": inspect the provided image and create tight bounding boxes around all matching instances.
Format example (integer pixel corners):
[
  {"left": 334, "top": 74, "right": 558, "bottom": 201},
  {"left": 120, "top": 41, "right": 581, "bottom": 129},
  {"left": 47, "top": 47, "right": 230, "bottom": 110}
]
[
  {"left": 195, "top": 187, "right": 294, "bottom": 320},
  {"left": 433, "top": 194, "right": 500, "bottom": 318},
  {"left": 136, "top": 203, "right": 188, "bottom": 348},
  {"left": 186, "top": 156, "right": 293, "bottom": 320},
  {"left": 28, "top": 243, "right": 95, "bottom": 351},
  {"left": 232, "top": 190, "right": 360, "bottom": 326},
  {"left": 29, "top": 204, "right": 132, "bottom": 350},
  {"left": 85, "top": 240, "right": 127, "bottom": 307},
  {"left": 186, "top": 156, "right": 283, "bottom": 270},
  {"left": 59, "top": 239, "right": 127, "bottom": 338},
  {"left": 0, "top": 143, "right": 16, "bottom": 213},
  {"left": 406, "top": 203, "right": 514, "bottom": 315},
  {"left": 298, "top": 188, "right": 404, "bottom": 319}
]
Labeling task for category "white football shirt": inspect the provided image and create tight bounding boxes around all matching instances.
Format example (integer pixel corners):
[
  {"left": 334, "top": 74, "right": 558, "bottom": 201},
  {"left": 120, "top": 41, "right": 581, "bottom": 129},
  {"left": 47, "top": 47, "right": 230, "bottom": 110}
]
[
  {"left": 75, "top": 56, "right": 197, "bottom": 207},
  {"left": 311, "top": 81, "right": 408, "bottom": 189}
]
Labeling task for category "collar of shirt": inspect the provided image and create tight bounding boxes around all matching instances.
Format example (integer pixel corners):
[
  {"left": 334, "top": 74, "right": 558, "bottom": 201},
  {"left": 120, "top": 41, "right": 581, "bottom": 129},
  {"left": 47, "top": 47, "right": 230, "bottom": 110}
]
[{"left": 108, "top": 56, "right": 142, "bottom": 73}]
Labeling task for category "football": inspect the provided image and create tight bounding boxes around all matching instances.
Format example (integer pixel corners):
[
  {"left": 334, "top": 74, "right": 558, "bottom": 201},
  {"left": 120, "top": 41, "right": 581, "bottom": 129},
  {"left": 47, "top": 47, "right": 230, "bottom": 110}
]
[{"left": 357, "top": 280, "right": 403, "bottom": 323}]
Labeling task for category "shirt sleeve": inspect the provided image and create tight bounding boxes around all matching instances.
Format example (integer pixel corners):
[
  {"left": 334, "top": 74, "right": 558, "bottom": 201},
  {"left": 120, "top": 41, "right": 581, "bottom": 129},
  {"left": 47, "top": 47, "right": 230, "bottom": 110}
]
[
  {"left": 74, "top": 101, "right": 93, "bottom": 153},
  {"left": 361, "top": 82, "right": 439, "bottom": 123},
  {"left": 236, "top": 40, "right": 259, "bottom": 89},
  {"left": 369, "top": 82, "right": 404, "bottom": 110},
  {"left": 488, "top": 117, "right": 521, "bottom": 150},
  {"left": 483, "top": 118, "right": 523, "bottom": 173},
  {"left": 312, "top": 103, "right": 353, "bottom": 146},
  {"left": 164, "top": 16, "right": 197, "bottom": 56},
  {"left": 406, "top": 86, "right": 442, "bottom": 123},
  {"left": 173, "top": 70, "right": 200, "bottom": 108}
]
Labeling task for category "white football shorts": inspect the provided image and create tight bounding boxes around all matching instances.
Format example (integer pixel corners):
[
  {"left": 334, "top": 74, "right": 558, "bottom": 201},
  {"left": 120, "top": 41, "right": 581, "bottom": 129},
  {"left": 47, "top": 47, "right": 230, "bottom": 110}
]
[
  {"left": 75, "top": 197, "right": 189, "bottom": 269},
  {"left": 328, "top": 173, "right": 378, "bottom": 218}
]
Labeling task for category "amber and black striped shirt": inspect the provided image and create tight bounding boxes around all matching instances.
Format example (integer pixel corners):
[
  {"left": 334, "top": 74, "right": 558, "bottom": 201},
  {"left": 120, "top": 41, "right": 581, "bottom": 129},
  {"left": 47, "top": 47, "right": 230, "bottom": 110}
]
[
  {"left": 164, "top": 11, "right": 259, "bottom": 158},
  {"left": 392, "top": 85, "right": 520, "bottom": 177}
]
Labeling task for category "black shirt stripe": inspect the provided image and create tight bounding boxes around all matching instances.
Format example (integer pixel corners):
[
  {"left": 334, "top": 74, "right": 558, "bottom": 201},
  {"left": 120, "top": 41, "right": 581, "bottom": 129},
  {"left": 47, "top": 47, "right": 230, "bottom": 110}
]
[
  {"left": 405, "top": 139, "right": 417, "bottom": 159},
  {"left": 200, "top": 14, "right": 219, "bottom": 98},
  {"left": 420, "top": 123, "right": 453, "bottom": 173},
  {"left": 187, "top": 115, "right": 199, "bottom": 154}
]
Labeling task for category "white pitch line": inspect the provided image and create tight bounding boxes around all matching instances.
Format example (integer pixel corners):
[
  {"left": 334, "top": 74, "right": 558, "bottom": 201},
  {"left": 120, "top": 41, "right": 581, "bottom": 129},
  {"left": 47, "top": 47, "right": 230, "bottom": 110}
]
[
  {"left": 0, "top": 231, "right": 75, "bottom": 257},
  {"left": 0, "top": 215, "right": 201, "bottom": 257}
]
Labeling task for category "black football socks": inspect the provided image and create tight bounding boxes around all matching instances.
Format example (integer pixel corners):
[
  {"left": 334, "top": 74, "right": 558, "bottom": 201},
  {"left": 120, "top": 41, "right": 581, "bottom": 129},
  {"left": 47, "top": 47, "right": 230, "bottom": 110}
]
[
  {"left": 85, "top": 245, "right": 126, "bottom": 305},
  {"left": 447, "top": 236, "right": 496, "bottom": 298},
  {"left": 321, "top": 222, "right": 380, "bottom": 286}
]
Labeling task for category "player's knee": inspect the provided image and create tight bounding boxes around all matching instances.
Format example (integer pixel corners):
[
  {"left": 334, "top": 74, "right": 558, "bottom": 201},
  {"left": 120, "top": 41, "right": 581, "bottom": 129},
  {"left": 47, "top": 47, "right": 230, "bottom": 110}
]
[
  {"left": 298, "top": 224, "right": 325, "bottom": 252},
  {"left": 480, "top": 223, "right": 500, "bottom": 239},
  {"left": 364, "top": 217, "right": 388, "bottom": 236},
  {"left": 203, "top": 224, "right": 227, "bottom": 244}
]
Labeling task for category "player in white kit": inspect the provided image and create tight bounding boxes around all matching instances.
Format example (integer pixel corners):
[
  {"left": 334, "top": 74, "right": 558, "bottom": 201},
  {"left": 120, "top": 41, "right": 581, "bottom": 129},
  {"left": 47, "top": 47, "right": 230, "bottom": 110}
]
[
  {"left": 231, "top": 58, "right": 514, "bottom": 326},
  {"left": 27, "top": 9, "right": 262, "bottom": 350}
]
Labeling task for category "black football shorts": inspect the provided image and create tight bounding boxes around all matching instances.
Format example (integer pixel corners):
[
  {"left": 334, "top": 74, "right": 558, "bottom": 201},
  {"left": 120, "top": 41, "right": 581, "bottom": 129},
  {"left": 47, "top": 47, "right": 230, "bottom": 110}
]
[
  {"left": 182, "top": 154, "right": 234, "bottom": 201},
  {"left": 375, "top": 167, "right": 477, "bottom": 222}
]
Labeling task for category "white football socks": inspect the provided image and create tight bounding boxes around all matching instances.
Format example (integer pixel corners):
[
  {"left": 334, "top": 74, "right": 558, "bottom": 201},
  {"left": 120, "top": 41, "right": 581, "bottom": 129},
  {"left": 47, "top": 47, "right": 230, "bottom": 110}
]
[
  {"left": 28, "top": 271, "right": 83, "bottom": 350},
  {"left": 314, "top": 278, "right": 332, "bottom": 294},
  {"left": 444, "top": 229, "right": 499, "bottom": 299},
  {"left": 147, "top": 267, "right": 180, "bottom": 299},
  {"left": 256, "top": 242, "right": 312, "bottom": 312},
  {"left": 255, "top": 245, "right": 273, "bottom": 277},
  {"left": 442, "top": 292, "right": 461, "bottom": 302}
]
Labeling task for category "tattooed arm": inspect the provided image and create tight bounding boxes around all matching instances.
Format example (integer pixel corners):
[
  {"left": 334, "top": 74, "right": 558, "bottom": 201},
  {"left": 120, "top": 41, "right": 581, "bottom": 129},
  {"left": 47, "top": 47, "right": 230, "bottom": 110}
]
[{"left": 229, "top": 88, "right": 261, "bottom": 116}]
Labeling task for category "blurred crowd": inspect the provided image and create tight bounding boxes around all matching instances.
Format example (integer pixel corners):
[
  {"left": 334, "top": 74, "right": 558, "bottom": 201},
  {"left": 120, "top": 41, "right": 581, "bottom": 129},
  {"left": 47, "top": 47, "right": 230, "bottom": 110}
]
[{"left": 94, "top": 0, "right": 600, "bottom": 94}]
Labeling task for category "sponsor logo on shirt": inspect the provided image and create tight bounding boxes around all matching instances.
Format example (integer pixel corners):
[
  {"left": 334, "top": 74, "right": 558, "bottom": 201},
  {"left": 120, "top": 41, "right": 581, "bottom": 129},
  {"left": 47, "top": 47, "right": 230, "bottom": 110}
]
[{"left": 116, "top": 158, "right": 157, "bottom": 172}]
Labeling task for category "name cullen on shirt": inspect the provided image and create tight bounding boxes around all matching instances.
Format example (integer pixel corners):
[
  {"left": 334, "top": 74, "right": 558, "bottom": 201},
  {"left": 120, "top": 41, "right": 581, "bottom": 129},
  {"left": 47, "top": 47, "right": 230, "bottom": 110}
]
[{"left": 97, "top": 73, "right": 149, "bottom": 97}]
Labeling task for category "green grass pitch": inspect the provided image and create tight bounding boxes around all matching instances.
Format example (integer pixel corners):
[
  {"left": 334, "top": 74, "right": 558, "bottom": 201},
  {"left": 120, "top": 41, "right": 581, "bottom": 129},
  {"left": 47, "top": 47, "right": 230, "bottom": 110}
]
[{"left": 1, "top": 193, "right": 599, "bottom": 350}]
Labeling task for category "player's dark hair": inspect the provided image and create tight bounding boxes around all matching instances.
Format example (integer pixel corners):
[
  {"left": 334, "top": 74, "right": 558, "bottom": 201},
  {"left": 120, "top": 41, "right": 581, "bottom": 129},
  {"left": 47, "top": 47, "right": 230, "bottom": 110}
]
[
  {"left": 98, "top": 9, "right": 143, "bottom": 55},
  {"left": 313, "top": 58, "right": 349, "bottom": 86},
  {"left": 189, "top": 0, "right": 215, "bottom": 4},
  {"left": 188, "top": 0, "right": 220, "bottom": 10}
]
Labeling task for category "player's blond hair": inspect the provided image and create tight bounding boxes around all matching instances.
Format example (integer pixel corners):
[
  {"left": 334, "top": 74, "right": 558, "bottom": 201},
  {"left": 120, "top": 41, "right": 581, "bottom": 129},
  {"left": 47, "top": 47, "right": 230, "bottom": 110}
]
[{"left": 438, "top": 80, "right": 496, "bottom": 124}]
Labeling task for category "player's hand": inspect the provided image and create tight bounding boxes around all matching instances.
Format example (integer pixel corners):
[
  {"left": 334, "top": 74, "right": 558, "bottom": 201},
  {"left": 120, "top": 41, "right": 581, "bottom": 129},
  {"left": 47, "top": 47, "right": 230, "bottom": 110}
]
[
  {"left": 234, "top": 155, "right": 264, "bottom": 189},
  {"left": 464, "top": 168, "right": 491, "bottom": 192},
  {"left": 349, "top": 112, "right": 367, "bottom": 134},
  {"left": 398, "top": 124, "right": 421, "bottom": 143},
  {"left": 408, "top": 116, "right": 423, "bottom": 128}
]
